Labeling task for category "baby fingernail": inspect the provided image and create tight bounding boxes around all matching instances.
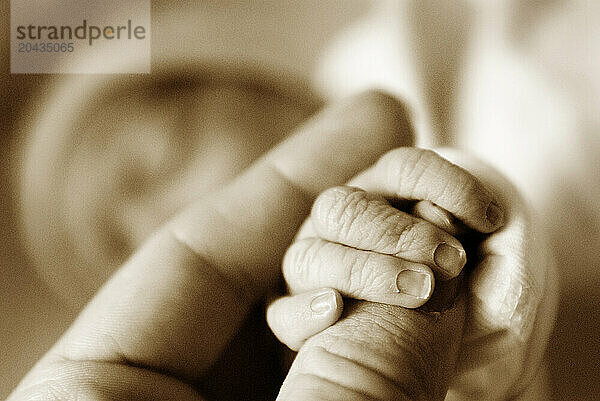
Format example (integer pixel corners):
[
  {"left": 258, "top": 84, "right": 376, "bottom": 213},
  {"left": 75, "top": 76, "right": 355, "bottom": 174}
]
[
  {"left": 429, "top": 205, "right": 453, "bottom": 228},
  {"left": 417, "top": 200, "right": 453, "bottom": 228},
  {"left": 310, "top": 290, "right": 338, "bottom": 314},
  {"left": 434, "top": 243, "right": 466, "bottom": 277},
  {"left": 396, "top": 269, "right": 432, "bottom": 299},
  {"left": 486, "top": 201, "right": 504, "bottom": 227}
]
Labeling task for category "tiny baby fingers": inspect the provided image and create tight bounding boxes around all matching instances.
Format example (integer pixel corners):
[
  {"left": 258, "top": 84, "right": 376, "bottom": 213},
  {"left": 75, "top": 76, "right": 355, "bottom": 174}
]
[
  {"left": 283, "top": 238, "right": 434, "bottom": 308},
  {"left": 353, "top": 148, "right": 505, "bottom": 233},
  {"left": 413, "top": 200, "right": 467, "bottom": 236},
  {"left": 311, "top": 186, "right": 466, "bottom": 278},
  {"left": 267, "top": 288, "right": 343, "bottom": 351}
]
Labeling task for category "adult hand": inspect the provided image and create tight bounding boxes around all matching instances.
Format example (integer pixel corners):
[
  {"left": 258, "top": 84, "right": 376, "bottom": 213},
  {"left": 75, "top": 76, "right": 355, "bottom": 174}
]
[{"left": 7, "top": 91, "right": 414, "bottom": 400}]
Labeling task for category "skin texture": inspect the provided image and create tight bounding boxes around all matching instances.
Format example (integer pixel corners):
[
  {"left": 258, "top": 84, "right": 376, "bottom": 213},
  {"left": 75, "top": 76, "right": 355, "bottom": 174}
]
[
  {"left": 278, "top": 298, "right": 466, "bottom": 401},
  {"left": 308, "top": 186, "right": 467, "bottom": 277},
  {"left": 266, "top": 198, "right": 463, "bottom": 352}
]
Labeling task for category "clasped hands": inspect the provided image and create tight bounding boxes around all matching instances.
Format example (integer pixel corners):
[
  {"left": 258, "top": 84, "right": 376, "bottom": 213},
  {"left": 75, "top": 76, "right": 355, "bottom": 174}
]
[{"left": 8, "top": 92, "right": 556, "bottom": 401}]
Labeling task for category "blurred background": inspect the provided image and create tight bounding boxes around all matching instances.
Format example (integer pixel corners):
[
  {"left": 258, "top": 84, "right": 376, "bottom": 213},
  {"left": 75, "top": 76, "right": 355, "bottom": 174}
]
[{"left": 0, "top": 1, "right": 598, "bottom": 399}]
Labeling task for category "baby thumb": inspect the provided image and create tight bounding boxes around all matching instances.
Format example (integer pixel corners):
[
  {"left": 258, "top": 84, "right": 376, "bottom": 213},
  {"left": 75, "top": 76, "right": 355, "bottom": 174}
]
[{"left": 277, "top": 294, "right": 466, "bottom": 401}]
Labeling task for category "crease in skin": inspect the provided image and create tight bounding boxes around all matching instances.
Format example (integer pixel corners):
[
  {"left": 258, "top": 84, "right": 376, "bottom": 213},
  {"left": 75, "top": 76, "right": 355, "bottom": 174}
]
[
  {"left": 279, "top": 372, "right": 385, "bottom": 401},
  {"left": 302, "top": 329, "right": 423, "bottom": 397},
  {"left": 457, "top": 224, "right": 549, "bottom": 399},
  {"left": 9, "top": 359, "right": 206, "bottom": 401},
  {"left": 11, "top": 379, "right": 73, "bottom": 401},
  {"left": 167, "top": 225, "right": 259, "bottom": 306},
  {"left": 469, "top": 254, "right": 538, "bottom": 342},
  {"left": 467, "top": 205, "right": 543, "bottom": 342},
  {"left": 457, "top": 329, "right": 516, "bottom": 368},
  {"left": 291, "top": 346, "right": 408, "bottom": 401},
  {"left": 320, "top": 187, "right": 366, "bottom": 240}
]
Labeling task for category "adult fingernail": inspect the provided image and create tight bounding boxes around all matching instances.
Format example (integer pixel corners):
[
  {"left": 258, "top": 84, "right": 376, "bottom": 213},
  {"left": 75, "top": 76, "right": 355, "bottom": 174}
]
[
  {"left": 396, "top": 269, "right": 432, "bottom": 299},
  {"left": 434, "top": 243, "right": 466, "bottom": 277},
  {"left": 486, "top": 201, "right": 504, "bottom": 227},
  {"left": 310, "top": 290, "right": 338, "bottom": 314}
]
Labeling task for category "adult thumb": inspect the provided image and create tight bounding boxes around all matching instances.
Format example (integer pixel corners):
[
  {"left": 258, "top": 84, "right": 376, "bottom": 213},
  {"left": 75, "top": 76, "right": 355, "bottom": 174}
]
[{"left": 278, "top": 294, "right": 466, "bottom": 401}]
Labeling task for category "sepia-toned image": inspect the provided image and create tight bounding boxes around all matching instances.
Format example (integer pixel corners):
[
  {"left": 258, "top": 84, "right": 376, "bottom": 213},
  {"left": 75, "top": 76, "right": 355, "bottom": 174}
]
[{"left": 1, "top": 1, "right": 598, "bottom": 400}]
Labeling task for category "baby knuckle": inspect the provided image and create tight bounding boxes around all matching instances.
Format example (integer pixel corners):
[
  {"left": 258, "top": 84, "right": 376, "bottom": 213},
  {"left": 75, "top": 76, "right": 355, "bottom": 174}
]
[
  {"left": 312, "top": 186, "right": 369, "bottom": 236},
  {"left": 409, "top": 148, "right": 439, "bottom": 173},
  {"left": 370, "top": 210, "right": 404, "bottom": 250},
  {"left": 449, "top": 166, "right": 485, "bottom": 200},
  {"left": 409, "top": 149, "right": 445, "bottom": 186},
  {"left": 282, "top": 238, "right": 326, "bottom": 283},
  {"left": 395, "top": 221, "right": 420, "bottom": 253},
  {"left": 312, "top": 186, "right": 352, "bottom": 226},
  {"left": 378, "top": 146, "right": 414, "bottom": 165},
  {"left": 344, "top": 251, "right": 376, "bottom": 293}
]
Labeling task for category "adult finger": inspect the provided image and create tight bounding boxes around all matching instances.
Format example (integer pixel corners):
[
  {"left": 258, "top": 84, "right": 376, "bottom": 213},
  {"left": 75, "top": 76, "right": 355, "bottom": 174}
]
[
  {"left": 283, "top": 238, "right": 434, "bottom": 308},
  {"left": 8, "top": 91, "right": 415, "bottom": 399},
  {"left": 349, "top": 147, "right": 505, "bottom": 233},
  {"left": 267, "top": 288, "right": 343, "bottom": 351},
  {"left": 310, "top": 186, "right": 467, "bottom": 278},
  {"left": 278, "top": 297, "right": 466, "bottom": 401}
]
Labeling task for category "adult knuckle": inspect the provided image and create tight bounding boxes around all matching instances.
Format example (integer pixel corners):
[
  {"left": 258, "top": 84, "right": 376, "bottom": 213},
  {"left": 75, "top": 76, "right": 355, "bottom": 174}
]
[
  {"left": 308, "top": 309, "right": 429, "bottom": 397},
  {"left": 304, "top": 330, "right": 374, "bottom": 368},
  {"left": 306, "top": 302, "right": 447, "bottom": 401},
  {"left": 355, "top": 308, "right": 434, "bottom": 393}
]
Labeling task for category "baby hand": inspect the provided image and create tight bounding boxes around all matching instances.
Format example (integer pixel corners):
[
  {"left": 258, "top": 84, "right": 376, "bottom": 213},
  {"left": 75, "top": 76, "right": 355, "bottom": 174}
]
[
  {"left": 267, "top": 147, "right": 502, "bottom": 350},
  {"left": 268, "top": 147, "right": 555, "bottom": 401}
]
